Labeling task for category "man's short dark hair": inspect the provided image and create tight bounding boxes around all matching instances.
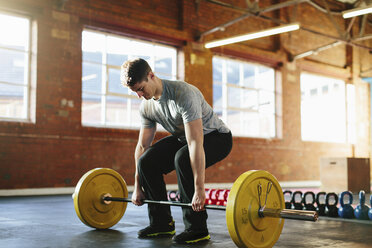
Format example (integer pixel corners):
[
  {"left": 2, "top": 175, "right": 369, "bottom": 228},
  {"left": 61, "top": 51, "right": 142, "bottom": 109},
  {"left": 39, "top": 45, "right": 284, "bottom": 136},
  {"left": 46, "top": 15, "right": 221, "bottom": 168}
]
[{"left": 120, "top": 58, "right": 152, "bottom": 87}]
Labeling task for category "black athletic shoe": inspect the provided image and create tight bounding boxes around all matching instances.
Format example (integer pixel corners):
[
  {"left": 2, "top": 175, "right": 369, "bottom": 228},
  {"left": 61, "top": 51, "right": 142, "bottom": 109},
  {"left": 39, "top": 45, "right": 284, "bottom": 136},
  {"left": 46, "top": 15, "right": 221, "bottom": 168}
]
[
  {"left": 138, "top": 220, "right": 175, "bottom": 238},
  {"left": 173, "top": 229, "right": 210, "bottom": 244}
]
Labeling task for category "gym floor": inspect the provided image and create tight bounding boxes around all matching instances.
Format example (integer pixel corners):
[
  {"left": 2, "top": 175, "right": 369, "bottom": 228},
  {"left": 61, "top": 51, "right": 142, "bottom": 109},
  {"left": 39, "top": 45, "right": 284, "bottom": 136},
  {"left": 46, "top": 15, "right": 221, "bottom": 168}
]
[{"left": 1, "top": 195, "right": 372, "bottom": 248}]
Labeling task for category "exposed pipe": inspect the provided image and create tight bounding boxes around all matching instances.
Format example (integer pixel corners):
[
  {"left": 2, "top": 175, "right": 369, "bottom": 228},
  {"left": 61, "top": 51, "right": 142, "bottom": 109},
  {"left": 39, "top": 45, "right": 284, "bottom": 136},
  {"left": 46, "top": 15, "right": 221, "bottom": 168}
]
[
  {"left": 299, "top": 25, "right": 372, "bottom": 51},
  {"left": 200, "top": 0, "right": 372, "bottom": 40},
  {"left": 306, "top": 0, "right": 342, "bottom": 15},
  {"left": 353, "top": 34, "right": 372, "bottom": 42},
  {"left": 257, "top": 14, "right": 372, "bottom": 51},
  {"left": 202, "top": 0, "right": 252, "bottom": 12},
  {"left": 199, "top": 0, "right": 309, "bottom": 39},
  {"left": 359, "top": 15, "right": 367, "bottom": 37},
  {"left": 321, "top": 0, "right": 343, "bottom": 37},
  {"left": 305, "top": 0, "right": 372, "bottom": 27},
  {"left": 345, "top": 17, "right": 356, "bottom": 35},
  {"left": 199, "top": 0, "right": 372, "bottom": 51},
  {"left": 289, "top": 41, "right": 342, "bottom": 61}
]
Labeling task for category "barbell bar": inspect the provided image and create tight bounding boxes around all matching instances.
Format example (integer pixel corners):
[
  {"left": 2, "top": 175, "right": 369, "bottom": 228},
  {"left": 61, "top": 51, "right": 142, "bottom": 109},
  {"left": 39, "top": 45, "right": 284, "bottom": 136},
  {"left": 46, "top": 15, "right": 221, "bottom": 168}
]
[
  {"left": 73, "top": 168, "right": 318, "bottom": 248},
  {"left": 103, "top": 195, "right": 227, "bottom": 210},
  {"left": 102, "top": 196, "right": 318, "bottom": 221}
]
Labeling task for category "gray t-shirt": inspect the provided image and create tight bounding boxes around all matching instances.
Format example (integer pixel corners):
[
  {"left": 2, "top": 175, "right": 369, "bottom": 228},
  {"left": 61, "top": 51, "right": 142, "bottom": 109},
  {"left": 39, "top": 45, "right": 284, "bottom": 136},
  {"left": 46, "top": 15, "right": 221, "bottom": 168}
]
[{"left": 140, "top": 79, "right": 230, "bottom": 143}]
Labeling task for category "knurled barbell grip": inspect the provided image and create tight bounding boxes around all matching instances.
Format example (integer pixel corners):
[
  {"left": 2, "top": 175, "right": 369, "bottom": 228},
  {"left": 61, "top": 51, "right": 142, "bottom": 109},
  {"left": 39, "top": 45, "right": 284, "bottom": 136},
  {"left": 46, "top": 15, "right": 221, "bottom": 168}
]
[{"left": 259, "top": 207, "right": 318, "bottom": 222}]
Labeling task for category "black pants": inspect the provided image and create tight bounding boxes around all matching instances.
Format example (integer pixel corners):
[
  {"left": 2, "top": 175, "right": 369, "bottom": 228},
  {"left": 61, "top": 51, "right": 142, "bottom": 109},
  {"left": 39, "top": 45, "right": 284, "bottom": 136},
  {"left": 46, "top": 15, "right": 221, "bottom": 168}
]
[{"left": 137, "top": 130, "right": 232, "bottom": 231}]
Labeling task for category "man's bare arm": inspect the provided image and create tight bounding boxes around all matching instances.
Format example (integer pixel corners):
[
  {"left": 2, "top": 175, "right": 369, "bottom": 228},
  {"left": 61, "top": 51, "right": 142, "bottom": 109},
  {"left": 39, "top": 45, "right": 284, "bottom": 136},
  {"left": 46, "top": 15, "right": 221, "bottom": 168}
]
[{"left": 184, "top": 118, "right": 205, "bottom": 212}]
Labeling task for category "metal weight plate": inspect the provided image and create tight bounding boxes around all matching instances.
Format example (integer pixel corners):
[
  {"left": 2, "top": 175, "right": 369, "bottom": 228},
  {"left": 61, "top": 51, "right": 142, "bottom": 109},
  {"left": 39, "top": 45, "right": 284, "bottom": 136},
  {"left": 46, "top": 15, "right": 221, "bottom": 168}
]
[
  {"left": 226, "top": 170, "right": 285, "bottom": 248},
  {"left": 73, "top": 168, "right": 128, "bottom": 229}
]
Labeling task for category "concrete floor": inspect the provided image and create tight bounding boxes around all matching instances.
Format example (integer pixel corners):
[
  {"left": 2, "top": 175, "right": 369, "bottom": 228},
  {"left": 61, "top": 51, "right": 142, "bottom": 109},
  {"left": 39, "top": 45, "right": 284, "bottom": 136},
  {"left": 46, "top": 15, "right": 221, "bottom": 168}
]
[{"left": 1, "top": 195, "right": 372, "bottom": 248}]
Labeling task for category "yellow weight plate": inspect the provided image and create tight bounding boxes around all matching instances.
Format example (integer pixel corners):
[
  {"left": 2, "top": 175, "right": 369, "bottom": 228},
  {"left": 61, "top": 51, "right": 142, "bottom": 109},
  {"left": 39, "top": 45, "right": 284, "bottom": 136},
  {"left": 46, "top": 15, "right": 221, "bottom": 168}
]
[
  {"left": 73, "top": 168, "right": 128, "bottom": 229},
  {"left": 226, "top": 170, "right": 285, "bottom": 248}
]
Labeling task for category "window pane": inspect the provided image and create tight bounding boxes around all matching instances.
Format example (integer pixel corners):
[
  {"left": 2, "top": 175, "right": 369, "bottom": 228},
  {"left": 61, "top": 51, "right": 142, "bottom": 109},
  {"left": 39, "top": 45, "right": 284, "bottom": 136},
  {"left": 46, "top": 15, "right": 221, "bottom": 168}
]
[
  {"left": 130, "top": 98, "right": 142, "bottom": 127},
  {"left": 107, "top": 53, "right": 128, "bottom": 67},
  {"left": 259, "top": 113, "right": 275, "bottom": 137},
  {"left": 301, "top": 73, "right": 346, "bottom": 143},
  {"left": 155, "top": 57, "right": 172, "bottom": 77},
  {"left": 226, "top": 60, "right": 239, "bottom": 85},
  {"left": 155, "top": 45, "right": 175, "bottom": 78},
  {"left": 227, "top": 111, "right": 260, "bottom": 137},
  {"left": 213, "top": 57, "right": 223, "bottom": 83},
  {"left": 0, "top": 83, "right": 25, "bottom": 118},
  {"left": 213, "top": 56, "right": 277, "bottom": 138},
  {"left": 0, "top": 13, "right": 29, "bottom": 51},
  {"left": 259, "top": 91, "right": 275, "bottom": 114},
  {"left": 160, "top": 74, "right": 173, "bottom": 80},
  {"left": 0, "top": 49, "right": 26, "bottom": 84},
  {"left": 82, "top": 31, "right": 105, "bottom": 63},
  {"left": 131, "top": 40, "right": 153, "bottom": 58},
  {"left": 82, "top": 50, "right": 103, "bottom": 64},
  {"left": 228, "top": 87, "right": 258, "bottom": 110},
  {"left": 82, "top": 62, "right": 102, "bottom": 93},
  {"left": 214, "top": 107, "right": 223, "bottom": 119},
  {"left": 107, "top": 36, "right": 130, "bottom": 66},
  {"left": 226, "top": 110, "right": 245, "bottom": 134},
  {"left": 81, "top": 29, "right": 177, "bottom": 129},
  {"left": 258, "top": 65, "right": 271, "bottom": 74},
  {"left": 243, "top": 64, "right": 255, "bottom": 88},
  {"left": 106, "top": 95, "right": 127, "bottom": 125},
  {"left": 213, "top": 84, "right": 222, "bottom": 109},
  {"left": 0, "top": 13, "right": 30, "bottom": 121},
  {"left": 136, "top": 55, "right": 151, "bottom": 63},
  {"left": 346, "top": 84, "right": 356, "bottom": 143},
  {"left": 258, "top": 68, "right": 275, "bottom": 91},
  {"left": 245, "top": 112, "right": 260, "bottom": 136},
  {"left": 108, "top": 68, "right": 127, "bottom": 94},
  {"left": 82, "top": 93, "right": 101, "bottom": 124},
  {"left": 346, "top": 84, "right": 355, "bottom": 122}
]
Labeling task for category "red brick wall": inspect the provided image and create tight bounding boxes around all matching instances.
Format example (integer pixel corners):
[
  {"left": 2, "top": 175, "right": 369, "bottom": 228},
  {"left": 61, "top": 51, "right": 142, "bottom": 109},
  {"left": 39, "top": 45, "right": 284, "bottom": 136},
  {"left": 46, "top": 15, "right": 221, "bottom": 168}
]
[{"left": 0, "top": 0, "right": 370, "bottom": 189}]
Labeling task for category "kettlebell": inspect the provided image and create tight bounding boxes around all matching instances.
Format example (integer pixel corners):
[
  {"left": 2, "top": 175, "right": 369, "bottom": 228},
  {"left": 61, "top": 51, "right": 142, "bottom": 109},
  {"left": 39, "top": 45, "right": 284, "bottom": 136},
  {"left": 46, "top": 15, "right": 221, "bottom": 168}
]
[
  {"left": 302, "top": 191, "right": 316, "bottom": 211},
  {"left": 368, "top": 195, "right": 372, "bottom": 220},
  {"left": 216, "top": 189, "right": 228, "bottom": 206},
  {"left": 291, "top": 191, "right": 303, "bottom": 210},
  {"left": 354, "top": 190, "right": 370, "bottom": 220},
  {"left": 338, "top": 191, "right": 354, "bottom": 219},
  {"left": 208, "top": 189, "right": 221, "bottom": 205},
  {"left": 283, "top": 190, "right": 292, "bottom": 209},
  {"left": 325, "top": 192, "right": 339, "bottom": 217},
  {"left": 167, "top": 190, "right": 178, "bottom": 201},
  {"left": 223, "top": 190, "right": 230, "bottom": 206},
  {"left": 205, "top": 188, "right": 212, "bottom": 204},
  {"left": 316, "top": 192, "right": 327, "bottom": 216}
]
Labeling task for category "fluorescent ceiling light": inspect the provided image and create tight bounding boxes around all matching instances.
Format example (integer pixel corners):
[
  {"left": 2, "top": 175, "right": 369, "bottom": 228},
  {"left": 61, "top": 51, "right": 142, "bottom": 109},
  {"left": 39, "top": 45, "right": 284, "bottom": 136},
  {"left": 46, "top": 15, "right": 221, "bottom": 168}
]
[
  {"left": 204, "top": 23, "right": 300, "bottom": 49},
  {"left": 342, "top": 4, "right": 372, "bottom": 19}
]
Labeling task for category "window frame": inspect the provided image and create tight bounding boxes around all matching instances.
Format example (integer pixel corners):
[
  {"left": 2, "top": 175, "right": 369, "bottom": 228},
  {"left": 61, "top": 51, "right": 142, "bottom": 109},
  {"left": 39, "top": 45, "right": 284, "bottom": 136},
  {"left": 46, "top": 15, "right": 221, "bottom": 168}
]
[
  {"left": 300, "top": 71, "right": 356, "bottom": 144},
  {"left": 81, "top": 28, "right": 178, "bottom": 129},
  {"left": 0, "top": 11, "right": 34, "bottom": 123},
  {"left": 212, "top": 55, "right": 281, "bottom": 139}
]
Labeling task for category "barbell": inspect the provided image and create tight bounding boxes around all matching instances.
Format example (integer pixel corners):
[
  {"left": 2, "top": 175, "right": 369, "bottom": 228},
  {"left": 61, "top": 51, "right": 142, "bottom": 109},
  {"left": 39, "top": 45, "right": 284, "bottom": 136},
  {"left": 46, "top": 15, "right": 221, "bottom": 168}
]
[{"left": 73, "top": 168, "right": 318, "bottom": 248}]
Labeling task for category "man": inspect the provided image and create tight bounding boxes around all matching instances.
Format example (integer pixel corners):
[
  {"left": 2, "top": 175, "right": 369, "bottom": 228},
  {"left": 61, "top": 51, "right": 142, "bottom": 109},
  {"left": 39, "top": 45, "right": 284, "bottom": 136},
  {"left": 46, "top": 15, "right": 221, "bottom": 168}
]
[{"left": 120, "top": 58, "right": 232, "bottom": 244}]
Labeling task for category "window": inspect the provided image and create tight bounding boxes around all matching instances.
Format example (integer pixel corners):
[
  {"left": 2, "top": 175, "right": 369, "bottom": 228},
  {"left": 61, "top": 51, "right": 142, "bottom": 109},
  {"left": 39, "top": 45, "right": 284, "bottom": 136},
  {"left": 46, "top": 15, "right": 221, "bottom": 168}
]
[
  {"left": 0, "top": 12, "right": 31, "bottom": 120},
  {"left": 81, "top": 30, "right": 177, "bottom": 128},
  {"left": 300, "top": 72, "right": 355, "bottom": 143},
  {"left": 213, "top": 56, "right": 278, "bottom": 138}
]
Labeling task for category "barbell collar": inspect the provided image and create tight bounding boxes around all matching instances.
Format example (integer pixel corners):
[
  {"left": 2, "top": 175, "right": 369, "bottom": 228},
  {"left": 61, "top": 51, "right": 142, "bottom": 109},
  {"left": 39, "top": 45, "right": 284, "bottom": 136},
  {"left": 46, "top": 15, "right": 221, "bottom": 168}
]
[{"left": 259, "top": 207, "right": 318, "bottom": 222}]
